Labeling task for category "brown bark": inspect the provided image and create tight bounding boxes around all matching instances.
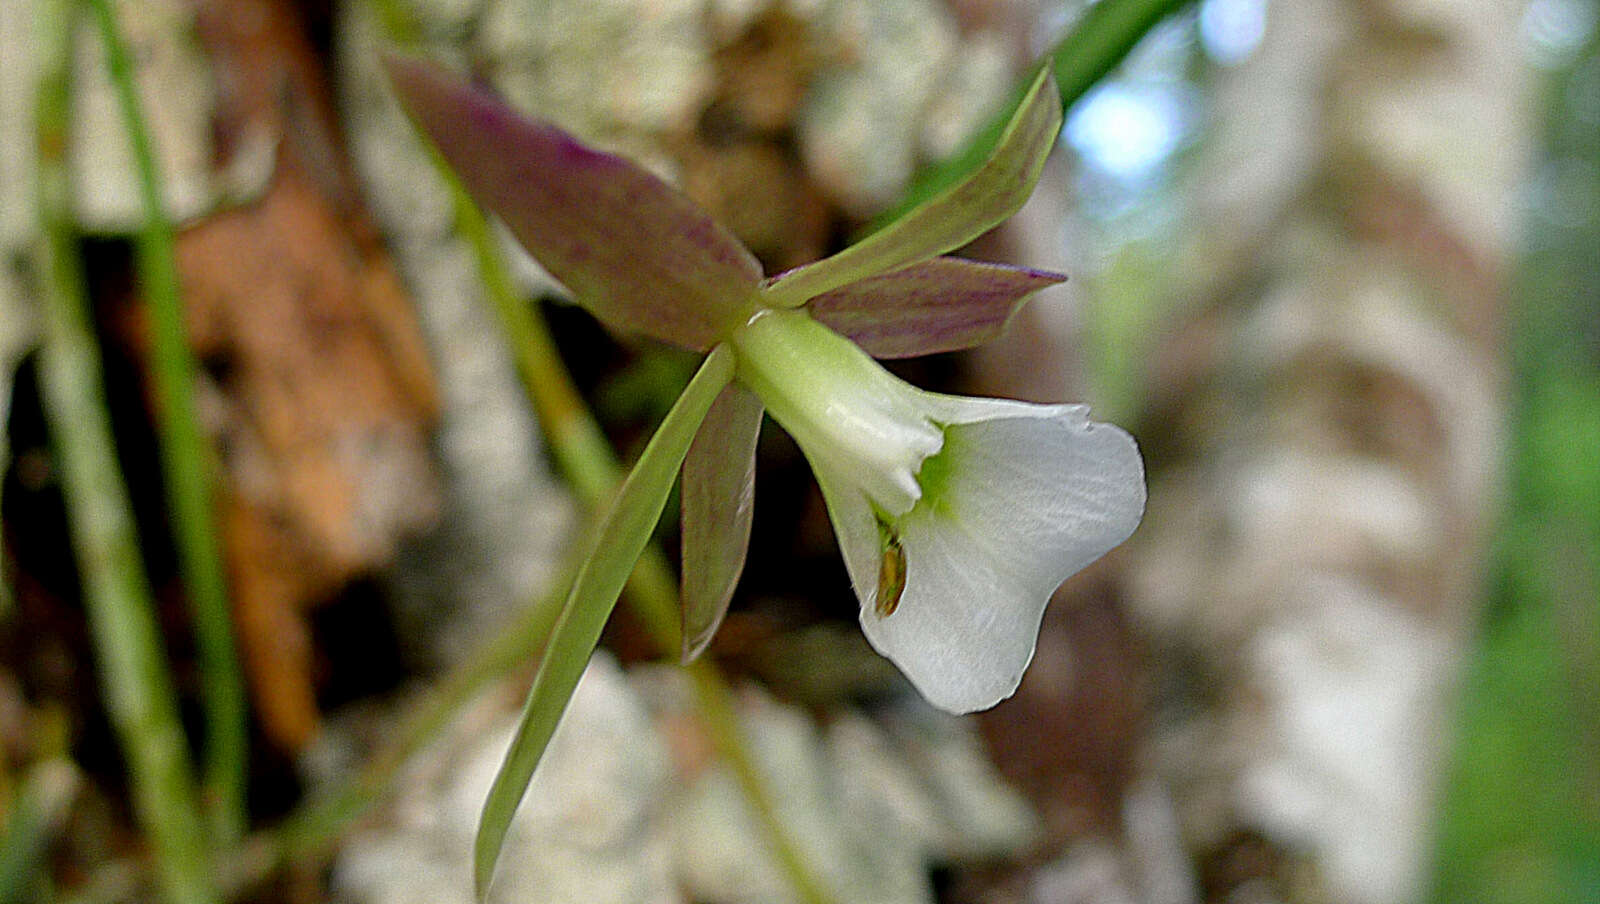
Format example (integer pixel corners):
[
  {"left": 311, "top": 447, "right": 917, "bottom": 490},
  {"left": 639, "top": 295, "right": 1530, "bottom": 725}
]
[{"left": 165, "top": 0, "right": 440, "bottom": 751}]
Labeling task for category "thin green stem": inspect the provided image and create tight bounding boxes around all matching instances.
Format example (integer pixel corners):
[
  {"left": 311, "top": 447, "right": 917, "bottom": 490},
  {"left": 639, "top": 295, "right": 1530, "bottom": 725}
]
[
  {"left": 867, "top": 0, "right": 1193, "bottom": 232},
  {"left": 1047, "top": 0, "right": 1193, "bottom": 113},
  {"left": 33, "top": 2, "right": 217, "bottom": 901},
  {"left": 84, "top": 0, "right": 247, "bottom": 843}
]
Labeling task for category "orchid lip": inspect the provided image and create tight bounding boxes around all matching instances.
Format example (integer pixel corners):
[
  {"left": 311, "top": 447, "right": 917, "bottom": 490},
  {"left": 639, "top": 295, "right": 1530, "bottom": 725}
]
[{"left": 834, "top": 399, "right": 1147, "bottom": 713}]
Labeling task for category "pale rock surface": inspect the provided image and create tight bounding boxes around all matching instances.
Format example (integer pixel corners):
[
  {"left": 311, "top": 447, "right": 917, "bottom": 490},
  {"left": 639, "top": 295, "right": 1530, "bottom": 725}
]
[
  {"left": 67, "top": 0, "right": 217, "bottom": 230},
  {"left": 330, "top": 655, "right": 1041, "bottom": 904},
  {"left": 0, "top": 0, "right": 37, "bottom": 252},
  {"left": 1127, "top": 0, "right": 1524, "bottom": 898},
  {"left": 342, "top": 0, "right": 1024, "bottom": 255},
  {"left": 1239, "top": 579, "right": 1453, "bottom": 904},
  {"left": 919, "top": 34, "right": 1015, "bottom": 162},
  {"left": 636, "top": 667, "right": 1039, "bottom": 904},
  {"left": 333, "top": 652, "right": 679, "bottom": 904},
  {"left": 1027, "top": 841, "right": 1139, "bottom": 904},
  {"left": 797, "top": 0, "right": 1013, "bottom": 217},
  {"left": 479, "top": 0, "right": 713, "bottom": 178},
  {"left": 1011, "top": 779, "right": 1199, "bottom": 904}
]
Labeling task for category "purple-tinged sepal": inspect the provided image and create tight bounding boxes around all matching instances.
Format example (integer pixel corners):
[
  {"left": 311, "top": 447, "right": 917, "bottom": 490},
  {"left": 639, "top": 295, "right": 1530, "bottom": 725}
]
[
  {"left": 384, "top": 57, "right": 763, "bottom": 350},
  {"left": 808, "top": 256, "right": 1065, "bottom": 359}
]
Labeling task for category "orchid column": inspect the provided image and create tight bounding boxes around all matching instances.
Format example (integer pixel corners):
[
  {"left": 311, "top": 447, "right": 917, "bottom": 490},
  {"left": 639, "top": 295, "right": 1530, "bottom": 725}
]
[{"left": 385, "top": 58, "right": 1145, "bottom": 894}]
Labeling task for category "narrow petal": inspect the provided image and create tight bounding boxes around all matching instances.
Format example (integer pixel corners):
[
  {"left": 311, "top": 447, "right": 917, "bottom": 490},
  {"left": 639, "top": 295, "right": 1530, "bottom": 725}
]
[
  {"left": 680, "top": 384, "right": 763, "bottom": 662},
  {"left": 855, "top": 401, "right": 1144, "bottom": 713},
  {"left": 385, "top": 57, "right": 763, "bottom": 350},
  {"left": 808, "top": 257, "right": 1066, "bottom": 359},
  {"left": 759, "top": 68, "right": 1062, "bottom": 309}
]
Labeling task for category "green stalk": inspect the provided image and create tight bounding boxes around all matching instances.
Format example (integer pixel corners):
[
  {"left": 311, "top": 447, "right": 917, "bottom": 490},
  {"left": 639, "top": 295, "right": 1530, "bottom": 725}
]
[
  {"left": 33, "top": 1, "right": 217, "bottom": 900},
  {"left": 867, "top": 0, "right": 1193, "bottom": 232},
  {"left": 1047, "top": 0, "right": 1192, "bottom": 109},
  {"left": 84, "top": 0, "right": 247, "bottom": 842}
]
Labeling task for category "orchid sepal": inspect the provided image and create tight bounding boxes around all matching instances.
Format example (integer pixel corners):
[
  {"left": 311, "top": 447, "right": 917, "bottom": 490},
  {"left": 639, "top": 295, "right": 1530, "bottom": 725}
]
[
  {"left": 385, "top": 56, "right": 762, "bottom": 352},
  {"left": 386, "top": 57, "right": 1064, "bottom": 360},
  {"left": 808, "top": 256, "right": 1066, "bottom": 359},
  {"left": 759, "top": 66, "right": 1063, "bottom": 310}
]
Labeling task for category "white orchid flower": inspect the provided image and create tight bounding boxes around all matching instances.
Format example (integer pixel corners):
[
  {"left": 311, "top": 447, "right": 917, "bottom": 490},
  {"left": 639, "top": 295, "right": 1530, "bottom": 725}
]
[
  {"left": 386, "top": 57, "right": 1145, "bottom": 891},
  {"left": 733, "top": 306, "right": 1142, "bottom": 711}
]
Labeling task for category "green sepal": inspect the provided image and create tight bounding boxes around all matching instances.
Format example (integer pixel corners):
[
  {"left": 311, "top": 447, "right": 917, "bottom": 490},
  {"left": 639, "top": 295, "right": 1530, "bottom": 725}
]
[
  {"left": 759, "top": 67, "right": 1062, "bottom": 309},
  {"left": 474, "top": 345, "right": 735, "bottom": 898}
]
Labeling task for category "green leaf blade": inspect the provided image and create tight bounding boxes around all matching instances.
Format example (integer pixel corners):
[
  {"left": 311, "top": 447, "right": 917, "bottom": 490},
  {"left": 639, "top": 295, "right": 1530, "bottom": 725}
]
[
  {"left": 87, "top": 0, "right": 246, "bottom": 840},
  {"left": 474, "top": 345, "right": 735, "bottom": 898}
]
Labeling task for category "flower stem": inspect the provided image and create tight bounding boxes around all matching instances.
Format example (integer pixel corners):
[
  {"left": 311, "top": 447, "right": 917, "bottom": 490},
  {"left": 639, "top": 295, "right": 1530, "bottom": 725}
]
[
  {"left": 84, "top": 0, "right": 247, "bottom": 844},
  {"left": 33, "top": 1, "right": 217, "bottom": 900},
  {"left": 1046, "top": 0, "right": 1192, "bottom": 110}
]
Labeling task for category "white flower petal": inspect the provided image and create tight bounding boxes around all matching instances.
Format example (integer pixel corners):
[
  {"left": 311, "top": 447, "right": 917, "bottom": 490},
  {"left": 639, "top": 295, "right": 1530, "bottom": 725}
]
[
  {"left": 735, "top": 307, "right": 1146, "bottom": 714},
  {"left": 810, "top": 459, "right": 882, "bottom": 617},
  {"left": 854, "top": 401, "right": 1146, "bottom": 713}
]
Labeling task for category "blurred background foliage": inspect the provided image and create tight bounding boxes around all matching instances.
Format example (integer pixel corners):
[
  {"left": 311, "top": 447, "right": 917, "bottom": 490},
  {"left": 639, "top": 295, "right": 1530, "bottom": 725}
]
[{"left": 1428, "top": 5, "right": 1600, "bottom": 900}]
